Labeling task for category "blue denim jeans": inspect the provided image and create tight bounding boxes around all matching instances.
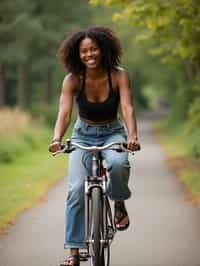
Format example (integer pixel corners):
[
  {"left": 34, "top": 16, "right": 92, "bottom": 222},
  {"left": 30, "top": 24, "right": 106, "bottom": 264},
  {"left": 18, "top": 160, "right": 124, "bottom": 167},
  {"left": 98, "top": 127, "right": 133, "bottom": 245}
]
[{"left": 64, "top": 117, "right": 131, "bottom": 249}]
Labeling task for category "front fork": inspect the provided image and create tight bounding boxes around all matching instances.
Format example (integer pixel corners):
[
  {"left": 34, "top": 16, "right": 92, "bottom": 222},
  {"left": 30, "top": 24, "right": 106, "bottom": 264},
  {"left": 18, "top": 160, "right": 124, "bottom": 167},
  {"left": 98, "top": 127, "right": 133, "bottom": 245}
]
[{"left": 84, "top": 173, "right": 108, "bottom": 246}]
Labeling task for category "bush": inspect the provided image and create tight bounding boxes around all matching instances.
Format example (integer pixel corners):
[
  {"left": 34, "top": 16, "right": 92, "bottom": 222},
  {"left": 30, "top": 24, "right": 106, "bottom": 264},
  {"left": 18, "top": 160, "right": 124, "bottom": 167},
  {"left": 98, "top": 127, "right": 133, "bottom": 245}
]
[
  {"left": 30, "top": 103, "right": 59, "bottom": 128},
  {"left": 0, "top": 137, "right": 29, "bottom": 164},
  {"left": 0, "top": 143, "right": 15, "bottom": 163},
  {"left": 0, "top": 108, "right": 49, "bottom": 164},
  {"left": 186, "top": 76, "right": 200, "bottom": 158}
]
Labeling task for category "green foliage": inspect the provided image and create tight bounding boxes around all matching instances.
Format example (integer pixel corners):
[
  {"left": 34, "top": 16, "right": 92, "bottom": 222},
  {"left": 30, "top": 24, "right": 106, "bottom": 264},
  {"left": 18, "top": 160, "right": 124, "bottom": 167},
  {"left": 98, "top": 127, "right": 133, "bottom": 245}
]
[
  {"left": 182, "top": 169, "right": 200, "bottom": 199},
  {"left": 0, "top": 143, "right": 16, "bottom": 163},
  {"left": 30, "top": 103, "right": 59, "bottom": 127},
  {"left": 0, "top": 137, "right": 67, "bottom": 230},
  {"left": 188, "top": 129, "right": 200, "bottom": 158},
  {"left": 91, "top": 0, "right": 200, "bottom": 66},
  {"left": 0, "top": 128, "right": 47, "bottom": 164},
  {"left": 155, "top": 119, "right": 200, "bottom": 202},
  {"left": 0, "top": 107, "right": 48, "bottom": 163},
  {"left": 187, "top": 77, "right": 200, "bottom": 132},
  {"left": 186, "top": 76, "right": 200, "bottom": 157},
  {"left": 168, "top": 83, "right": 191, "bottom": 123},
  {"left": 1, "top": 0, "right": 94, "bottom": 108}
]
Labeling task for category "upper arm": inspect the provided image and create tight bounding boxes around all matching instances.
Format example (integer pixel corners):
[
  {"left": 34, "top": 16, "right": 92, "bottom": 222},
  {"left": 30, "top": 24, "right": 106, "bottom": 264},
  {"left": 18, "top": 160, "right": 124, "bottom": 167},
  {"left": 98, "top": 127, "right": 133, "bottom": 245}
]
[
  {"left": 117, "top": 69, "right": 133, "bottom": 113},
  {"left": 59, "top": 73, "right": 78, "bottom": 116}
]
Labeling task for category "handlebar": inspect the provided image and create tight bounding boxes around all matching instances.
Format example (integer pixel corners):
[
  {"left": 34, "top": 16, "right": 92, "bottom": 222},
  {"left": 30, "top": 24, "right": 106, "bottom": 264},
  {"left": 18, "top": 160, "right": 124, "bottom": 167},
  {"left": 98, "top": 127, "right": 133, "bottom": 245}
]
[{"left": 52, "top": 139, "right": 140, "bottom": 156}]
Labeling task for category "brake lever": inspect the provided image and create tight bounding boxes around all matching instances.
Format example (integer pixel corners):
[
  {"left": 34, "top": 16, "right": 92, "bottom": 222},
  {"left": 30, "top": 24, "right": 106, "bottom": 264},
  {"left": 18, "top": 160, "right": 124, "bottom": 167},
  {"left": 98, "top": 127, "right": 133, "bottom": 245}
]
[
  {"left": 122, "top": 142, "right": 141, "bottom": 152},
  {"left": 111, "top": 143, "right": 134, "bottom": 154},
  {"left": 63, "top": 138, "right": 76, "bottom": 153},
  {"left": 121, "top": 143, "right": 137, "bottom": 155},
  {"left": 64, "top": 147, "right": 76, "bottom": 153},
  {"left": 52, "top": 140, "right": 70, "bottom": 156}
]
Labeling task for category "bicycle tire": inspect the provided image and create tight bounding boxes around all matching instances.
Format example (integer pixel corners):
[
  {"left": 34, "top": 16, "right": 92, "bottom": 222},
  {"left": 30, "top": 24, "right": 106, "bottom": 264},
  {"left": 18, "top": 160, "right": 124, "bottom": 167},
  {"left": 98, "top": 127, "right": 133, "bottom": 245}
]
[{"left": 90, "top": 187, "right": 104, "bottom": 266}]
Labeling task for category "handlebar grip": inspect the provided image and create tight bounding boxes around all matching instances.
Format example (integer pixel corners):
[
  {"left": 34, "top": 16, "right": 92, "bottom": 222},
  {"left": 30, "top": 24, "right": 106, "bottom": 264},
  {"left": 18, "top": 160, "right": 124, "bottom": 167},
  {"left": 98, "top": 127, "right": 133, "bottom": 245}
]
[
  {"left": 60, "top": 144, "right": 76, "bottom": 154},
  {"left": 122, "top": 142, "right": 141, "bottom": 151},
  {"left": 134, "top": 144, "right": 141, "bottom": 151},
  {"left": 60, "top": 144, "right": 65, "bottom": 150},
  {"left": 65, "top": 147, "right": 76, "bottom": 153},
  {"left": 122, "top": 142, "right": 128, "bottom": 149}
]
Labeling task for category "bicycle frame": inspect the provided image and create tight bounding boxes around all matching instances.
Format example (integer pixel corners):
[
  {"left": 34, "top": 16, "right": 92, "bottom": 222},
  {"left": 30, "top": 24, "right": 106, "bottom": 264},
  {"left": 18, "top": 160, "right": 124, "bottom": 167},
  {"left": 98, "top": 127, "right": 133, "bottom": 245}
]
[
  {"left": 84, "top": 150, "right": 116, "bottom": 266},
  {"left": 52, "top": 139, "right": 139, "bottom": 265},
  {"left": 84, "top": 151, "right": 113, "bottom": 246}
]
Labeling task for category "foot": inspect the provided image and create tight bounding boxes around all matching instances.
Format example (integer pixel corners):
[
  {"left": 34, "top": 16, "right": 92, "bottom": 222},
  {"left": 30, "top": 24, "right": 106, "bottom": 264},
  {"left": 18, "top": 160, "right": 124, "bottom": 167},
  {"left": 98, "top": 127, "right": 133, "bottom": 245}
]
[
  {"left": 60, "top": 254, "right": 80, "bottom": 266},
  {"left": 60, "top": 249, "right": 80, "bottom": 266},
  {"left": 114, "top": 201, "right": 130, "bottom": 231}
]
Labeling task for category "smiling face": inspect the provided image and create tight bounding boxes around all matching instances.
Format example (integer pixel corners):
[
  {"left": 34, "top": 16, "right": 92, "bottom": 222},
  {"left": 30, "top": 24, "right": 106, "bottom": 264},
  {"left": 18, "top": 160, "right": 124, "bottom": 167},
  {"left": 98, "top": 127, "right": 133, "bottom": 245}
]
[{"left": 79, "top": 37, "right": 102, "bottom": 69}]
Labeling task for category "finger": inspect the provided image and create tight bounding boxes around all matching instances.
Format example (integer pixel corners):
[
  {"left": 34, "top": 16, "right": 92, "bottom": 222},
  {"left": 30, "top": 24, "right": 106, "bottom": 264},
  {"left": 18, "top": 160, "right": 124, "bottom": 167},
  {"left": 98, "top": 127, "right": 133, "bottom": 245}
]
[
  {"left": 127, "top": 143, "right": 134, "bottom": 151},
  {"left": 49, "top": 143, "right": 61, "bottom": 152},
  {"left": 133, "top": 143, "right": 140, "bottom": 151}
]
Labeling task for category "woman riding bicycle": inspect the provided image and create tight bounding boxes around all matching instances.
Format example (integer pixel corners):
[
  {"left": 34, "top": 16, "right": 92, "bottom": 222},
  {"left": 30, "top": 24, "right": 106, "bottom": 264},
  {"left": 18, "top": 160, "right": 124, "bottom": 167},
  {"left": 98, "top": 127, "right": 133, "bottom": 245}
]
[{"left": 49, "top": 26, "right": 140, "bottom": 266}]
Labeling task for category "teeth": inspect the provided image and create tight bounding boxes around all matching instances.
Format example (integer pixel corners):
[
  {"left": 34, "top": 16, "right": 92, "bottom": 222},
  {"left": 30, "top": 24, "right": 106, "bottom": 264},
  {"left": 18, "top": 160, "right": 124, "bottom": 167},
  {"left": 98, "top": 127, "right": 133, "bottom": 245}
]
[{"left": 87, "top": 59, "right": 95, "bottom": 64}]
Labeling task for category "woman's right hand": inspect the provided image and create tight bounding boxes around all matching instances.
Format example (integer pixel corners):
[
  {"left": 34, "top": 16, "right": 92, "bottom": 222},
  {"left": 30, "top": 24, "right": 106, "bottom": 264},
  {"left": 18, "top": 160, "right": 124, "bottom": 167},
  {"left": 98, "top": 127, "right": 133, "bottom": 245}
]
[{"left": 48, "top": 140, "right": 62, "bottom": 153}]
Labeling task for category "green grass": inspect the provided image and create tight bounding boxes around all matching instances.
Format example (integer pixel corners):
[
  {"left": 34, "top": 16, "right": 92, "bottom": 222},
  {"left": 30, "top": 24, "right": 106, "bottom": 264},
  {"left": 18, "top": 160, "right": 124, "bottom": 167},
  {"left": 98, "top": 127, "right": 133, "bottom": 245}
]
[
  {"left": 182, "top": 170, "right": 200, "bottom": 199},
  {"left": 0, "top": 145, "right": 66, "bottom": 231},
  {"left": 0, "top": 108, "right": 74, "bottom": 231},
  {"left": 154, "top": 120, "right": 200, "bottom": 204}
]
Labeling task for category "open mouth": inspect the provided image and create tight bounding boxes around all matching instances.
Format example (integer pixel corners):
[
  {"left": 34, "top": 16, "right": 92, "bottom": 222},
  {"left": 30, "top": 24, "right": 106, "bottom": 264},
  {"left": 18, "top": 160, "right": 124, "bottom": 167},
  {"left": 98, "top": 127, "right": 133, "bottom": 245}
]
[{"left": 86, "top": 58, "right": 96, "bottom": 65}]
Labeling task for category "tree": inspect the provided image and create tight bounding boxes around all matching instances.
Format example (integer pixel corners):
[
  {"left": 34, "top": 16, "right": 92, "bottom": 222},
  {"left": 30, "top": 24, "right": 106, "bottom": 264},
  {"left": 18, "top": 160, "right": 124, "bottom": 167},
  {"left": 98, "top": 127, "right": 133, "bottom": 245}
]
[
  {"left": 90, "top": 0, "right": 200, "bottom": 70},
  {"left": 90, "top": 0, "right": 200, "bottom": 118},
  {"left": 0, "top": 0, "right": 43, "bottom": 107},
  {"left": 0, "top": 0, "right": 93, "bottom": 108},
  {"left": 0, "top": 64, "right": 5, "bottom": 106}
]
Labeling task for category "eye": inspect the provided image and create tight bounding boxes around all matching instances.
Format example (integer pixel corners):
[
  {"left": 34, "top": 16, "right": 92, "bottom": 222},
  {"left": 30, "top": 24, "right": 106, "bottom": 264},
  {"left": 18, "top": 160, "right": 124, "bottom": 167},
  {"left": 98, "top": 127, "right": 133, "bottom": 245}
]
[
  {"left": 92, "top": 47, "right": 98, "bottom": 52},
  {"left": 80, "top": 49, "right": 87, "bottom": 54}
]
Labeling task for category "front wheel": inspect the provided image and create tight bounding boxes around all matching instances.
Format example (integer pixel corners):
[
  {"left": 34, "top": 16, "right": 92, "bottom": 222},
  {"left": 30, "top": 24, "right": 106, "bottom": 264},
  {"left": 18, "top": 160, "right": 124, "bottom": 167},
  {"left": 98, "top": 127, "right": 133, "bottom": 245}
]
[{"left": 90, "top": 187, "right": 104, "bottom": 266}]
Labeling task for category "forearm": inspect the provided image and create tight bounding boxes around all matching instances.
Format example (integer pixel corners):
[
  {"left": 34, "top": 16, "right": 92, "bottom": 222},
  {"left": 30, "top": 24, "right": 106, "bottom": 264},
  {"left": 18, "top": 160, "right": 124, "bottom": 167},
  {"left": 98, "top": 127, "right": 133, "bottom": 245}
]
[
  {"left": 53, "top": 110, "right": 71, "bottom": 141},
  {"left": 123, "top": 106, "right": 138, "bottom": 139}
]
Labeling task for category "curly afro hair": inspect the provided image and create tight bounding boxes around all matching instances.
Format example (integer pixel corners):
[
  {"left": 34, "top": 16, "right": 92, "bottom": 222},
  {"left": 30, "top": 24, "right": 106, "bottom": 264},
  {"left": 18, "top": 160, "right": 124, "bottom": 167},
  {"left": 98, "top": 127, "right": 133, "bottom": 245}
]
[{"left": 58, "top": 26, "right": 122, "bottom": 75}]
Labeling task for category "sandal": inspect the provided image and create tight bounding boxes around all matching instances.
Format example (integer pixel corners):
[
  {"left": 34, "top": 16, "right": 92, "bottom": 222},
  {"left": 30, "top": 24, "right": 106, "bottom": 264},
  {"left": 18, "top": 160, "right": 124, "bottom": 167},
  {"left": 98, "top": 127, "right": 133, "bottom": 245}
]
[
  {"left": 114, "top": 201, "right": 130, "bottom": 231},
  {"left": 60, "top": 254, "right": 80, "bottom": 266}
]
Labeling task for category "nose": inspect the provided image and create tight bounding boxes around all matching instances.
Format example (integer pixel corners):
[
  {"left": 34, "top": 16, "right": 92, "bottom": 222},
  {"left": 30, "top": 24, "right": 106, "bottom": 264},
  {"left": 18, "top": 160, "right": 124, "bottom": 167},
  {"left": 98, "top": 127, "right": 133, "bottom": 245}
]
[{"left": 86, "top": 50, "right": 93, "bottom": 57}]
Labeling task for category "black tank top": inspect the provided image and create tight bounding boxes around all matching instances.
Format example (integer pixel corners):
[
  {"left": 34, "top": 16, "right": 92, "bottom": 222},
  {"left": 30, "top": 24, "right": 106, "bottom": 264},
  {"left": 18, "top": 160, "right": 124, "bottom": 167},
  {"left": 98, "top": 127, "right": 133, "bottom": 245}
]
[{"left": 76, "top": 72, "right": 120, "bottom": 122}]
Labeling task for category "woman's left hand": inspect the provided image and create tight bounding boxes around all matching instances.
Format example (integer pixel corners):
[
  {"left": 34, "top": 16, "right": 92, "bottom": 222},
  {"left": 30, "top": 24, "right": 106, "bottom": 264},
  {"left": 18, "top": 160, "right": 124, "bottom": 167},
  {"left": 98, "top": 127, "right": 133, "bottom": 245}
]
[{"left": 127, "top": 135, "right": 140, "bottom": 151}]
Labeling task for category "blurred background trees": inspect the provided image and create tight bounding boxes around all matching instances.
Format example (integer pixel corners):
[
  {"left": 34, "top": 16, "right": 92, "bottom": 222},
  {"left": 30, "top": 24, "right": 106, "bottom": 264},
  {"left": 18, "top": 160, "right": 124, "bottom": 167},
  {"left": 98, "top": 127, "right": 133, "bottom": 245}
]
[{"left": 0, "top": 0, "right": 92, "bottom": 111}]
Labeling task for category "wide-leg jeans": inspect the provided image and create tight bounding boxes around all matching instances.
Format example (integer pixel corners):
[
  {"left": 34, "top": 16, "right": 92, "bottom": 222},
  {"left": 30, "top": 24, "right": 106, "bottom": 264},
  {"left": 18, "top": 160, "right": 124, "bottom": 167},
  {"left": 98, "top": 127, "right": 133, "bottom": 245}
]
[{"left": 64, "top": 118, "right": 131, "bottom": 249}]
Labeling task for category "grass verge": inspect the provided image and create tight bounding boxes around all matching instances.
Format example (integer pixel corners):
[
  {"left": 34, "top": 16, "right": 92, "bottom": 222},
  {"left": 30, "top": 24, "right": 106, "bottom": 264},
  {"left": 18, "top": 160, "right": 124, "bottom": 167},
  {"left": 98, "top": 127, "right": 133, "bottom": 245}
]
[
  {"left": 154, "top": 121, "right": 200, "bottom": 205},
  {"left": 0, "top": 145, "right": 66, "bottom": 232},
  {"left": 0, "top": 108, "right": 76, "bottom": 232}
]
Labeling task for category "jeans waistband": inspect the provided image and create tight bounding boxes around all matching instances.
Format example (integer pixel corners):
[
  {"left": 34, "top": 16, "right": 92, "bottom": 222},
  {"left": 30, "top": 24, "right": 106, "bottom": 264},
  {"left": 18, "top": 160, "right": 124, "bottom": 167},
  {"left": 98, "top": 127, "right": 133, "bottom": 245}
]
[{"left": 77, "top": 116, "right": 121, "bottom": 128}]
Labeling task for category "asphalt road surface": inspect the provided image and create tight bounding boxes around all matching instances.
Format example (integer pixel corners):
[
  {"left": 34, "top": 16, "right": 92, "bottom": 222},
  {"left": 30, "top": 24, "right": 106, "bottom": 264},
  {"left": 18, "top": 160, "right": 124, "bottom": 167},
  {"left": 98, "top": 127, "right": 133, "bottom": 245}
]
[{"left": 0, "top": 116, "right": 200, "bottom": 266}]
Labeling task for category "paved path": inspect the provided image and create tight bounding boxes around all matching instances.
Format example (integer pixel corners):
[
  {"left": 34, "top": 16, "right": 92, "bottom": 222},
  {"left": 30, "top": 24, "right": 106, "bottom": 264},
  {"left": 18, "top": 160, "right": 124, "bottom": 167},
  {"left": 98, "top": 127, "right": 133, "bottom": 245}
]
[{"left": 0, "top": 117, "right": 200, "bottom": 266}]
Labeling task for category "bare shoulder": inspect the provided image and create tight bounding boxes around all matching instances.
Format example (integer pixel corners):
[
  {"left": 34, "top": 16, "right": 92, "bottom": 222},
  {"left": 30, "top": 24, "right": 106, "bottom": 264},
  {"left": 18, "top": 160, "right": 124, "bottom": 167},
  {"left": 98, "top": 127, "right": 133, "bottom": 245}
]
[
  {"left": 62, "top": 73, "right": 80, "bottom": 94},
  {"left": 113, "top": 67, "right": 129, "bottom": 85}
]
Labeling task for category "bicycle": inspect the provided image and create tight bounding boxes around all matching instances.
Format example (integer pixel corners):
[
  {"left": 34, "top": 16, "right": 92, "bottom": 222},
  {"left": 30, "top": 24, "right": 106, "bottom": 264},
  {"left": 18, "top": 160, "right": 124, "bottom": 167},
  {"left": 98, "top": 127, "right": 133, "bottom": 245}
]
[{"left": 53, "top": 139, "right": 139, "bottom": 266}]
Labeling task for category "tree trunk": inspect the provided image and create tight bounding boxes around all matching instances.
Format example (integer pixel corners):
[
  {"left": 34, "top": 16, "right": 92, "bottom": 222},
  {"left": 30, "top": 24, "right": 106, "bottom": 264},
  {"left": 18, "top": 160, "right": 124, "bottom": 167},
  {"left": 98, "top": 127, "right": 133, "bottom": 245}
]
[
  {"left": 192, "top": 62, "right": 200, "bottom": 76},
  {"left": 0, "top": 63, "right": 6, "bottom": 107},
  {"left": 184, "top": 59, "right": 200, "bottom": 81},
  {"left": 45, "top": 67, "right": 53, "bottom": 104},
  {"left": 184, "top": 59, "right": 195, "bottom": 82},
  {"left": 17, "top": 62, "right": 28, "bottom": 108}
]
